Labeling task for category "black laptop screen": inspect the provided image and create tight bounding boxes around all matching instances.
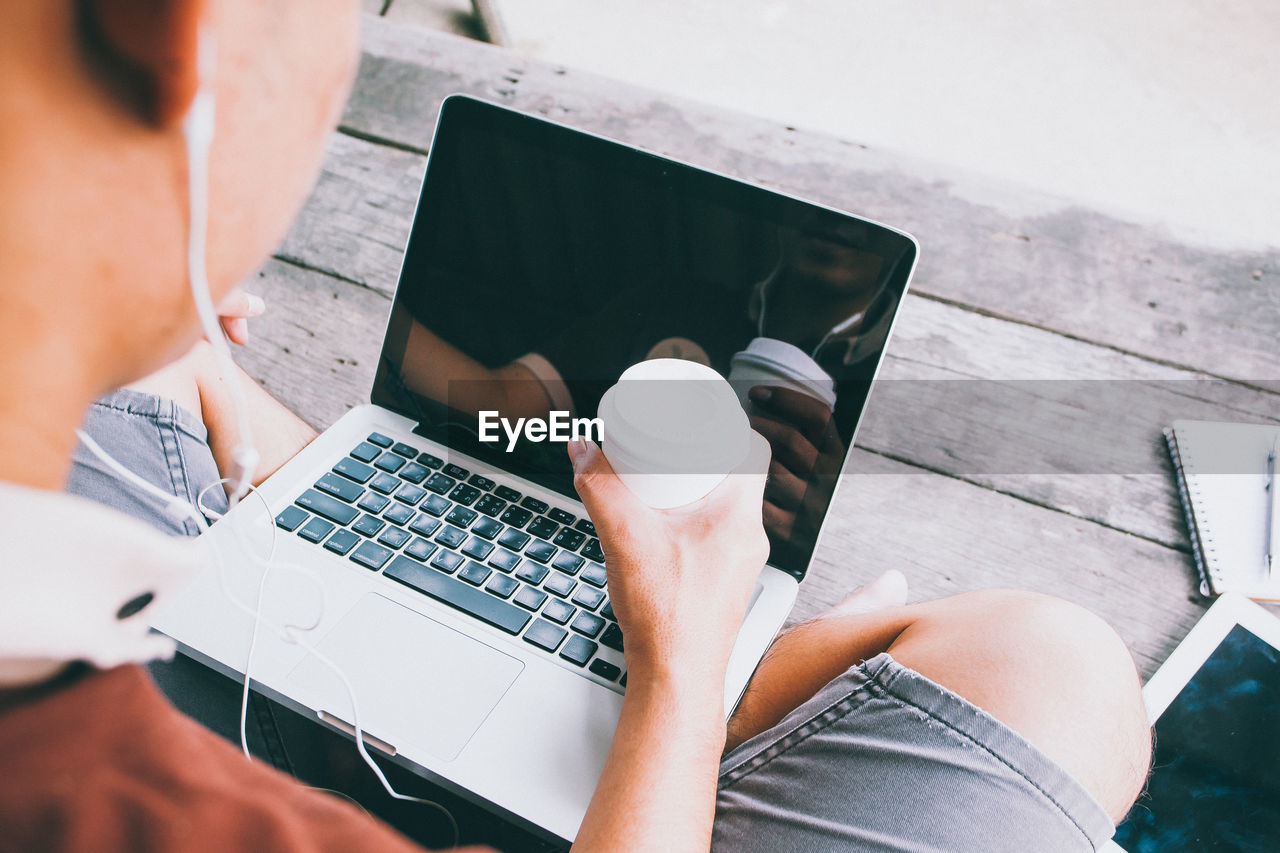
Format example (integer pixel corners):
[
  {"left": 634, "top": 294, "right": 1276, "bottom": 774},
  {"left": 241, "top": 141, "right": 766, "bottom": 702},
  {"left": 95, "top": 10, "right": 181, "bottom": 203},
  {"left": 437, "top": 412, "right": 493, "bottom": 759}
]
[{"left": 372, "top": 96, "right": 916, "bottom": 578}]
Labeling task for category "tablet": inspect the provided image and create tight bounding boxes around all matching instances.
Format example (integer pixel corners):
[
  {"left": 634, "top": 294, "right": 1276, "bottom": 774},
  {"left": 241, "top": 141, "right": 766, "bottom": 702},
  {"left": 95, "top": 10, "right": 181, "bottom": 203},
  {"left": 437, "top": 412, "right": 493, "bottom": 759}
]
[{"left": 1108, "top": 593, "right": 1280, "bottom": 852}]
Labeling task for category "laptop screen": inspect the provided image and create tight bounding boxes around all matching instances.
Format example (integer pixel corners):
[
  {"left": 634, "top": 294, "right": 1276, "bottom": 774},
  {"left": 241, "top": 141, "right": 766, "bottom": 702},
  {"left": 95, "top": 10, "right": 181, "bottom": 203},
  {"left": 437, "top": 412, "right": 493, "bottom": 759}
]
[{"left": 373, "top": 96, "right": 917, "bottom": 579}]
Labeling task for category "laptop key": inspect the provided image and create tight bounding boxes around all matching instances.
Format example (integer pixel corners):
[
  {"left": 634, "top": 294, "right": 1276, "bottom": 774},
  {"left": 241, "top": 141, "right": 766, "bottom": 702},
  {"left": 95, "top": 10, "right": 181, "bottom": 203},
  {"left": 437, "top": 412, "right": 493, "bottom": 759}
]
[
  {"left": 582, "top": 538, "right": 605, "bottom": 563},
  {"left": 385, "top": 556, "right": 531, "bottom": 635},
  {"left": 323, "top": 528, "right": 360, "bottom": 556},
  {"left": 544, "top": 573, "right": 576, "bottom": 598},
  {"left": 515, "top": 560, "right": 549, "bottom": 585},
  {"left": 366, "top": 432, "right": 393, "bottom": 448},
  {"left": 352, "top": 514, "right": 385, "bottom": 537},
  {"left": 498, "top": 528, "right": 531, "bottom": 550},
  {"left": 373, "top": 452, "right": 406, "bottom": 474},
  {"left": 525, "top": 539, "right": 557, "bottom": 564},
  {"left": 357, "top": 492, "right": 391, "bottom": 514},
  {"left": 399, "top": 462, "right": 430, "bottom": 484},
  {"left": 443, "top": 463, "right": 470, "bottom": 480},
  {"left": 494, "top": 485, "right": 522, "bottom": 502},
  {"left": 551, "top": 551, "right": 585, "bottom": 575},
  {"left": 408, "top": 513, "right": 441, "bottom": 537},
  {"left": 445, "top": 506, "right": 477, "bottom": 528},
  {"left": 548, "top": 508, "right": 576, "bottom": 526},
  {"left": 417, "top": 451, "right": 444, "bottom": 469},
  {"left": 350, "top": 442, "right": 382, "bottom": 463},
  {"left": 472, "top": 516, "right": 503, "bottom": 540},
  {"left": 601, "top": 601, "right": 615, "bottom": 621},
  {"left": 499, "top": 506, "right": 533, "bottom": 528},
  {"left": 333, "top": 457, "right": 375, "bottom": 484},
  {"left": 513, "top": 585, "right": 547, "bottom": 611},
  {"left": 553, "top": 528, "right": 586, "bottom": 552},
  {"left": 430, "top": 549, "right": 464, "bottom": 574},
  {"left": 572, "top": 586, "right": 606, "bottom": 611},
  {"left": 377, "top": 526, "right": 411, "bottom": 550},
  {"left": 424, "top": 472, "right": 456, "bottom": 495},
  {"left": 394, "top": 484, "right": 427, "bottom": 506},
  {"left": 600, "top": 623, "right": 624, "bottom": 652},
  {"left": 581, "top": 563, "right": 608, "bottom": 588},
  {"left": 383, "top": 502, "right": 415, "bottom": 526},
  {"left": 474, "top": 494, "right": 507, "bottom": 517},
  {"left": 459, "top": 561, "right": 491, "bottom": 586},
  {"left": 526, "top": 516, "right": 558, "bottom": 540},
  {"left": 461, "top": 536, "right": 494, "bottom": 560},
  {"left": 485, "top": 573, "right": 519, "bottom": 599},
  {"left": 521, "top": 496, "right": 549, "bottom": 514},
  {"left": 523, "top": 619, "right": 567, "bottom": 653},
  {"left": 574, "top": 518, "right": 596, "bottom": 536},
  {"left": 420, "top": 494, "right": 451, "bottom": 517},
  {"left": 275, "top": 505, "right": 309, "bottom": 532},
  {"left": 542, "top": 598, "right": 575, "bottom": 625},
  {"left": 404, "top": 537, "right": 438, "bottom": 562},
  {"left": 298, "top": 517, "right": 335, "bottom": 543},
  {"left": 350, "top": 540, "right": 392, "bottom": 571},
  {"left": 560, "top": 636, "right": 598, "bottom": 667},
  {"left": 589, "top": 659, "right": 621, "bottom": 682},
  {"left": 468, "top": 474, "right": 496, "bottom": 491},
  {"left": 316, "top": 472, "right": 363, "bottom": 503},
  {"left": 571, "top": 612, "right": 606, "bottom": 639},
  {"left": 295, "top": 490, "right": 358, "bottom": 526},
  {"left": 450, "top": 484, "right": 482, "bottom": 506},
  {"left": 391, "top": 441, "right": 419, "bottom": 459},
  {"left": 489, "top": 548, "right": 521, "bottom": 573},
  {"left": 370, "top": 473, "right": 401, "bottom": 495},
  {"left": 435, "top": 524, "right": 467, "bottom": 549}
]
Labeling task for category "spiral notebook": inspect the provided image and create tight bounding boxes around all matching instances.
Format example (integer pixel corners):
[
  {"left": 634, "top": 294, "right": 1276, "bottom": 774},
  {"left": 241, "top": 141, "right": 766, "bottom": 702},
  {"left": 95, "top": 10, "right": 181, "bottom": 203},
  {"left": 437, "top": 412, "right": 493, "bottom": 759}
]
[{"left": 1165, "top": 420, "right": 1280, "bottom": 601}]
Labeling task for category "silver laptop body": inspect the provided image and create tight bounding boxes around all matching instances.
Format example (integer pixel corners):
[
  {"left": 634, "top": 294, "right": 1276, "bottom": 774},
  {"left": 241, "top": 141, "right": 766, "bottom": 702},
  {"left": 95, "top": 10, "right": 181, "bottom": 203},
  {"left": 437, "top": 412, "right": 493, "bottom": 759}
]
[{"left": 152, "top": 95, "right": 918, "bottom": 844}]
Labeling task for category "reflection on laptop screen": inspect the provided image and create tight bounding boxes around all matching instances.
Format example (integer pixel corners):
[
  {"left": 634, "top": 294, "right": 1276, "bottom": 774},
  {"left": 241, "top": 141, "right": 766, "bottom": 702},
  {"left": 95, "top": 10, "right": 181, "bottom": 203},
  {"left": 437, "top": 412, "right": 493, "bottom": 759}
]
[{"left": 374, "top": 96, "right": 916, "bottom": 578}]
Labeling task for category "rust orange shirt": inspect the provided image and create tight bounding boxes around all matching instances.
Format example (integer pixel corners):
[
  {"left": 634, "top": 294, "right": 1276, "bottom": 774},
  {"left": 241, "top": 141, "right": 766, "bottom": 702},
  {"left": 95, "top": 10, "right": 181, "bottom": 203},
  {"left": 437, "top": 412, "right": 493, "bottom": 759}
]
[{"left": 0, "top": 664, "right": 493, "bottom": 853}]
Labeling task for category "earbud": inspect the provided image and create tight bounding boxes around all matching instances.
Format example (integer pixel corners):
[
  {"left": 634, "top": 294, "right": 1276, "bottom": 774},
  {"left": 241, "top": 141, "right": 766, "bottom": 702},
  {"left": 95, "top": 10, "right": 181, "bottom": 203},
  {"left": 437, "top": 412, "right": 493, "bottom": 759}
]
[{"left": 181, "top": 28, "right": 257, "bottom": 503}]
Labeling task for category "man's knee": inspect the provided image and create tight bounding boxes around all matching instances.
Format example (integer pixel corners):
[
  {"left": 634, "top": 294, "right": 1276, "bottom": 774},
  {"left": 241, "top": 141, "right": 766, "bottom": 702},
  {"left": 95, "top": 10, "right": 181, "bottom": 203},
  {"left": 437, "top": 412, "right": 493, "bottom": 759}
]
[{"left": 888, "top": 589, "right": 1151, "bottom": 822}]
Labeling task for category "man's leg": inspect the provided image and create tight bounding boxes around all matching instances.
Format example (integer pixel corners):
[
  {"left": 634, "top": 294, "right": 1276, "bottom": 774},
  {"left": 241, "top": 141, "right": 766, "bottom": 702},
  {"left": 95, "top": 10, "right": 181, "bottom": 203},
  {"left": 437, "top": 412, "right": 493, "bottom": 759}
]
[
  {"left": 67, "top": 346, "right": 316, "bottom": 767},
  {"left": 715, "top": 577, "right": 1151, "bottom": 851}
]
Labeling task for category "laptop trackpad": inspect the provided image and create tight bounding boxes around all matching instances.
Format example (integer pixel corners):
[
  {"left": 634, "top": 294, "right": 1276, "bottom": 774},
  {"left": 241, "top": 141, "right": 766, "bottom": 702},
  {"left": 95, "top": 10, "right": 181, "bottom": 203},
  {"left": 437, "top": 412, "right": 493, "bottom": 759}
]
[{"left": 285, "top": 593, "right": 523, "bottom": 761}]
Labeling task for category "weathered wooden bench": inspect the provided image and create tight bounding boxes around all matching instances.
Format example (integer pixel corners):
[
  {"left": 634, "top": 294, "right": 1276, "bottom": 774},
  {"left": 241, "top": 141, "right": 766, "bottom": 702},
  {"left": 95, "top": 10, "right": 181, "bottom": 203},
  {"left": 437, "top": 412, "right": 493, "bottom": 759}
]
[{"left": 240, "top": 14, "right": 1279, "bottom": 678}]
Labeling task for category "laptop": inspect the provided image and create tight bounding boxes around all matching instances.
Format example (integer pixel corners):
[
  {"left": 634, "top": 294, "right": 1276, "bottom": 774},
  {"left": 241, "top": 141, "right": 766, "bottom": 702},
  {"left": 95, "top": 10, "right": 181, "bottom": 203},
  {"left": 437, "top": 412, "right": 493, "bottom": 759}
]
[{"left": 151, "top": 95, "right": 918, "bottom": 844}]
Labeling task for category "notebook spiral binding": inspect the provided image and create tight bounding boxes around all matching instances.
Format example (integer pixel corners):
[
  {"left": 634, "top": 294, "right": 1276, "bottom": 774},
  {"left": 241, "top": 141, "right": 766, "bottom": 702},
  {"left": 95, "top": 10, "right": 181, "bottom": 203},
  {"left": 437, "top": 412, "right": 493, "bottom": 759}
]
[{"left": 1165, "top": 428, "right": 1214, "bottom": 598}]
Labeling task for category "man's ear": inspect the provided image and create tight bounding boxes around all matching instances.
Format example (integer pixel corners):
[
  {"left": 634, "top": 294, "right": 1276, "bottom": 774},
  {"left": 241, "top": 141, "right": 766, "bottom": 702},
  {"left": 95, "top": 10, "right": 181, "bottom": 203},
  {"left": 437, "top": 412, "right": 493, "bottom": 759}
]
[{"left": 79, "top": 0, "right": 207, "bottom": 127}]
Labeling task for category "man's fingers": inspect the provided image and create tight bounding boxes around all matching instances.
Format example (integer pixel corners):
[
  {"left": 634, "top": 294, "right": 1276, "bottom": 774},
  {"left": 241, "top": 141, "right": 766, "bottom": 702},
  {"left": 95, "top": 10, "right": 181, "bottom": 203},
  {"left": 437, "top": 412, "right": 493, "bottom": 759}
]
[
  {"left": 568, "top": 439, "right": 648, "bottom": 544},
  {"left": 748, "top": 414, "right": 818, "bottom": 475},
  {"left": 220, "top": 316, "right": 249, "bottom": 346},
  {"left": 216, "top": 288, "right": 266, "bottom": 320}
]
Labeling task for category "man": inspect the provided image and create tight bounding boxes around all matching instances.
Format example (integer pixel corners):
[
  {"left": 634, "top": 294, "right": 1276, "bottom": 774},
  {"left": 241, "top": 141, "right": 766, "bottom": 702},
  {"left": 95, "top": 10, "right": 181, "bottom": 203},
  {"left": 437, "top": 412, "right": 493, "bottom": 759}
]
[{"left": 0, "top": 1, "right": 1151, "bottom": 850}]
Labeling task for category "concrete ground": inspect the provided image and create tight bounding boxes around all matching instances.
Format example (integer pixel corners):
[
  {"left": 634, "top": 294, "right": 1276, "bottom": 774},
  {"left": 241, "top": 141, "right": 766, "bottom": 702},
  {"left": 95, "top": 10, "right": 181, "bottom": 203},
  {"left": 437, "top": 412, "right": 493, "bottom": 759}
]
[{"left": 369, "top": 0, "right": 1277, "bottom": 254}]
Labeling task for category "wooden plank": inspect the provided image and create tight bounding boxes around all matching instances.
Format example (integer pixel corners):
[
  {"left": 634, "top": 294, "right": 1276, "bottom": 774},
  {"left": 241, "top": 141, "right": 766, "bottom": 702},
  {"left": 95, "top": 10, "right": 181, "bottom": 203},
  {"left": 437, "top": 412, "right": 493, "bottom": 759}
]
[
  {"left": 236, "top": 259, "right": 388, "bottom": 430},
  {"left": 341, "top": 16, "right": 1278, "bottom": 383},
  {"left": 275, "top": 131, "right": 1280, "bottom": 553},
  {"left": 807, "top": 449, "right": 1205, "bottom": 679}
]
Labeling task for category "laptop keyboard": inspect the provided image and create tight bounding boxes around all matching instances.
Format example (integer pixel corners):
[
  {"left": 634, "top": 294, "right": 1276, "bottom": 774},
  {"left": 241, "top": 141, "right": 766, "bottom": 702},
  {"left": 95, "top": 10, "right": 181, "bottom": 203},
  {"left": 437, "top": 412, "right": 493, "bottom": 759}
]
[{"left": 273, "top": 432, "right": 627, "bottom": 688}]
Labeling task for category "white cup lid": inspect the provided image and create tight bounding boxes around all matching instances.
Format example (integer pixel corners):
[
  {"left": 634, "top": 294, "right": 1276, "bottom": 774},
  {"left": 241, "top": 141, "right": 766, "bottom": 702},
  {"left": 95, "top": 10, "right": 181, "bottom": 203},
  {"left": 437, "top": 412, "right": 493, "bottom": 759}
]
[
  {"left": 600, "top": 358, "right": 749, "bottom": 475},
  {"left": 729, "top": 337, "right": 837, "bottom": 408}
]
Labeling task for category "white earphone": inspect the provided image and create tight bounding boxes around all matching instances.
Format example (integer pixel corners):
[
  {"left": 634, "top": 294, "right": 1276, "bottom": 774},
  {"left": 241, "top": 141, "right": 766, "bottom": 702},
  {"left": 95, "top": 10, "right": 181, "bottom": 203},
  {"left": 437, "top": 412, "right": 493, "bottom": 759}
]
[{"left": 74, "top": 26, "right": 457, "bottom": 843}]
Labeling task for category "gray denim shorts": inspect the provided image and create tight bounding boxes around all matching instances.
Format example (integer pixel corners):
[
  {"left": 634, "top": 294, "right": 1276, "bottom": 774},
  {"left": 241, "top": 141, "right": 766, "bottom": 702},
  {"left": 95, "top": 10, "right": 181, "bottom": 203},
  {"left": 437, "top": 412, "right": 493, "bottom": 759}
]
[{"left": 69, "top": 388, "right": 1114, "bottom": 852}]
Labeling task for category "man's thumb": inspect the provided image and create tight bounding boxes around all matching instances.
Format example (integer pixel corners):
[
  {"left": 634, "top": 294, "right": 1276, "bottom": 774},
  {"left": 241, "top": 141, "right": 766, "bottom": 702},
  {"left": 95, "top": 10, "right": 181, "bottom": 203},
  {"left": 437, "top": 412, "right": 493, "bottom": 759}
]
[{"left": 568, "top": 439, "right": 645, "bottom": 538}]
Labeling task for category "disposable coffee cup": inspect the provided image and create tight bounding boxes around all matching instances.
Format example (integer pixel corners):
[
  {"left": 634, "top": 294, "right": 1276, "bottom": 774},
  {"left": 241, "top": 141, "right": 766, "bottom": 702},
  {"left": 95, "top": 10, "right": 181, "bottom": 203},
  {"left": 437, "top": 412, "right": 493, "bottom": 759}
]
[
  {"left": 599, "top": 358, "right": 751, "bottom": 509},
  {"left": 728, "top": 337, "right": 837, "bottom": 412}
]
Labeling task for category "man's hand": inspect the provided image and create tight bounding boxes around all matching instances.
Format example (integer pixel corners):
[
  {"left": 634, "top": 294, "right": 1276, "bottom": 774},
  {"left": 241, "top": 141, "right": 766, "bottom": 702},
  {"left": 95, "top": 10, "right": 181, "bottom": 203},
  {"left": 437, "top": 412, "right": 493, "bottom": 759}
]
[
  {"left": 567, "top": 432, "right": 771, "bottom": 688},
  {"left": 746, "top": 385, "right": 845, "bottom": 554},
  {"left": 216, "top": 287, "right": 266, "bottom": 345},
  {"left": 568, "top": 432, "right": 772, "bottom": 853}
]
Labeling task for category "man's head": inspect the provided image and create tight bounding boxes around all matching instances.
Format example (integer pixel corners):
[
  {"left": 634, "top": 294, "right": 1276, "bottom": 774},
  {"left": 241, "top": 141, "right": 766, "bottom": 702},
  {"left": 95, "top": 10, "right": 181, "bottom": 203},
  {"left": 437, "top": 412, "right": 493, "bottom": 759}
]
[{"left": 0, "top": 0, "right": 359, "bottom": 393}]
